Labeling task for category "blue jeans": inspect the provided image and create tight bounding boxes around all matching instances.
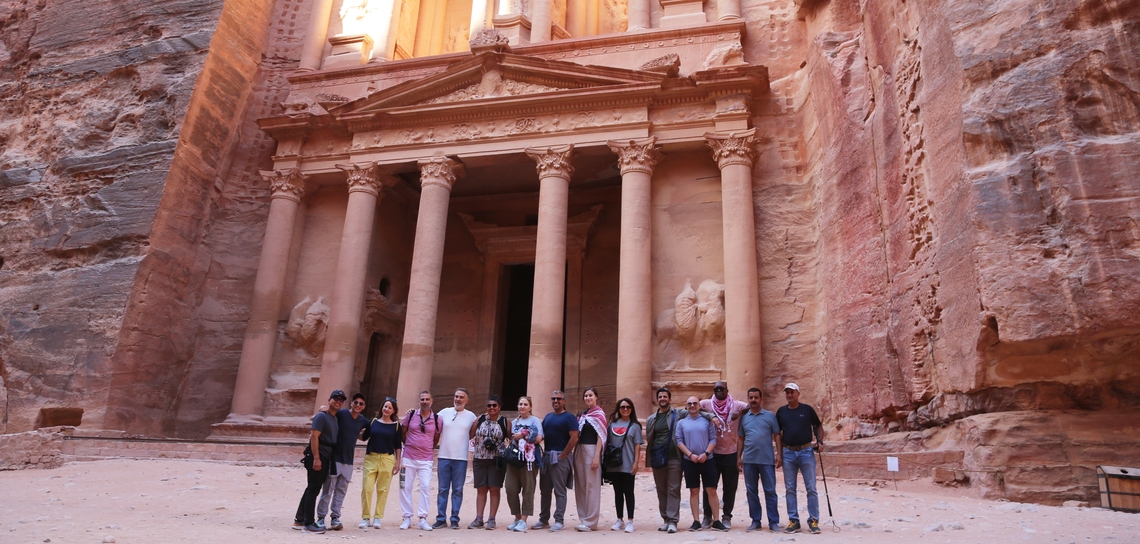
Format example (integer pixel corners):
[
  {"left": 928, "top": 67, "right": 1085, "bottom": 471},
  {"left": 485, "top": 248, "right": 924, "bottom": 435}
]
[
  {"left": 781, "top": 448, "right": 819, "bottom": 522},
  {"left": 436, "top": 458, "right": 468, "bottom": 524},
  {"left": 742, "top": 463, "right": 780, "bottom": 527}
]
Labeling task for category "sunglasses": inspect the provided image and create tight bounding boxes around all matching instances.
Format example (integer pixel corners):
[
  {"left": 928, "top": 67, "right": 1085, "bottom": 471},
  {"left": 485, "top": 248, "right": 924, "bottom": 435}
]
[
  {"left": 352, "top": 400, "right": 365, "bottom": 406},
  {"left": 619, "top": 405, "right": 632, "bottom": 410},
  {"left": 551, "top": 397, "right": 564, "bottom": 401},
  {"left": 487, "top": 403, "right": 499, "bottom": 408},
  {"left": 686, "top": 402, "right": 699, "bottom": 406}
]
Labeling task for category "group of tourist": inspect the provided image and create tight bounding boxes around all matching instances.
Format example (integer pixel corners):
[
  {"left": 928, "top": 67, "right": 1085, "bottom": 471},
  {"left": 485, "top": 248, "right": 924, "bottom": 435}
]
[{"left": 291, "top": 381, "right": 824, "bottom": 536}]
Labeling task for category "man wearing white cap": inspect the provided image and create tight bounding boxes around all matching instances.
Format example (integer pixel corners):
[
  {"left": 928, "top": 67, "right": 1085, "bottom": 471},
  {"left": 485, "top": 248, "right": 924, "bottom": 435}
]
[{"left": 775, "top": 383, "right": 822, "bottom": 535}]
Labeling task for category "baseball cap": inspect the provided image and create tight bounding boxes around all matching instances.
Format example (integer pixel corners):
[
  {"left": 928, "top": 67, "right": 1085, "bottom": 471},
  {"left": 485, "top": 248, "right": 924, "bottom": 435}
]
[
  {"left": 783, "top": 383, "right": 800, "bottom": 391},
  {"left": 329, "top": 389, "right": 348, "bottom": 400}
]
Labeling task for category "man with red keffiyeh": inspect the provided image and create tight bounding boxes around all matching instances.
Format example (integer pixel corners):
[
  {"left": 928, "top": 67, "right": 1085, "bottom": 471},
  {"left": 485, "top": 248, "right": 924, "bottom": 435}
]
[{"left": 698, "top": 381, "right": 748, "bottom": 528}]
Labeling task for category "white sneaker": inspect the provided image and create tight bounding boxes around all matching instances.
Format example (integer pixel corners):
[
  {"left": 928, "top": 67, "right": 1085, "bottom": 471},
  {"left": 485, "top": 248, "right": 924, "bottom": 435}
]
[
  {"left": 418, "top": 519, "right": 433, "bottom": 531},
  {"left": 399, "top": 518, "right": 411, "bottom": 530},
  {"left": 516, "top": 522, "right": 528, "bottom": 533},
  {"left": 373, "top": 520, "right": 382, "bottom": 529},
  {"left": 624, "top": 521, "right": 635, "bottom": 533},
  {"left": 659, "top": 523, "right": 669, "bottom": 532},
  {"left": 612, "top": 519, "right": 625, "bottom": 531},
  {"left": 575, "top": 524, "right": 592, "bottom": 532},
  {"left": 550, "top": 522, "right": 565, "bottom": 532},
  {"left": 667, "top": 523, "right": 677, "bottom": 533},
  {"left": 359, "top": 519, "right": 371, "bottom": 529}
]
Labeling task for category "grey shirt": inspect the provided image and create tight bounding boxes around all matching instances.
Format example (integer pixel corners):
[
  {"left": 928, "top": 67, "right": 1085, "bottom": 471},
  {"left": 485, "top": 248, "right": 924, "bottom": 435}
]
[
  {"left": 674, "top": 414, "right": 716, "bottom": 457},
  {"left": 737, "top": 408, "right": 781, "bottom": 465},
  {"left": 608, "top": 419, "right": 645, "bottom": 473}
]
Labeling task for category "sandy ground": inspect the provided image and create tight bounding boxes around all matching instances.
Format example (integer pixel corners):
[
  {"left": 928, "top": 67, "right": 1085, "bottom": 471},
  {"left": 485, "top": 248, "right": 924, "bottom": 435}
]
[{"left": 0, "top": 459, "right": 1136, "bottom": 543}]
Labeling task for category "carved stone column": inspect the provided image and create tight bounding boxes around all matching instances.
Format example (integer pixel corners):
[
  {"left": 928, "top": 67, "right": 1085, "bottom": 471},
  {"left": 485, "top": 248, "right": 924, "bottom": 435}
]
[
  {"left": 298, "top": 0, "right": 336, "bottom": 70},
  {"left": 394, "top": 157, "right": 461, "bottom": 412},
  {"left": 226, "top": 169, "right": 307, "bottom": 421},
  {"left": 628, "top": 0, "right": 650, "bottom": 30},
  {"left": 525, "top": 145, "right": 574, "bottom": 417},
  {"left": 609, "top": 137, "right": 662, "bottom": 416},
  {"left": 705, "top": 129, "right": 762, "bottom": 392},
  {"left": 314, "top": 163, "right": 386, "bottom": 409},
  {"left": 531, "top": 0, "right": 553, "bottom": 42}
]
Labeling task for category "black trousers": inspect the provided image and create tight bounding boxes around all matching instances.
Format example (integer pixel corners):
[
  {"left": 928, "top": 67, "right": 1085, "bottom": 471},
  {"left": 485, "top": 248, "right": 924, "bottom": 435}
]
[
  {"left": 295, "top": 453, "right": 331, "bottom": 525},
  {"left": 702, "top": 452, "right": 739, "bottom": 519},
  {"left": 610, "top": 472, "right": 636, "bottom": 519}
]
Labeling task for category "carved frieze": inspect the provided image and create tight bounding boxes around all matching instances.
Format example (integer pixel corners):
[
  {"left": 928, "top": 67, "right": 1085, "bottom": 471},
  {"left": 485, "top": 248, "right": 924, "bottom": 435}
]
[
  {"left": 656, "top": 279, "right": 726, "bottom": 352},
  {"left": 649, "top": 103, "right": 716, "bottom": 125},
  {"left": 354, "top": 107, "right": 647, "bottom": 149},
  {"left": 608, "top": 137, "right": 663, "bottom": 175},
  {"left": 421, "top": 74, "right": 567, "bottom": 104},
  {"left": 639, "top": 54, "right": 681, "bottom": 76},
  {"left": 261, "top": 168, "right": 307, "bottom": 202},
  {"left": 705, "top": 129, "right": 757, "bottom": 169},
  {"left": 526, "top": 145, "right": 574, "bottom": 181},
  {"left": 336, "top": 162, "right": 384, "bottom": 196},
  {"left": 469, "top": 28, "right": 511, "bottom": 53}
]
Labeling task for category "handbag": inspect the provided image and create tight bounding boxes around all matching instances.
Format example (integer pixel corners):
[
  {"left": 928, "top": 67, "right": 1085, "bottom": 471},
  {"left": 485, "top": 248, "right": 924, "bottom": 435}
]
[
  {"left": 648, "top": 444, "right": 669, "bottom": 469},
  {"left": 504, "top": 441, "right": 527, "bottom": 468},
  {"left": 603, "top": 442, "right": 624, "bottom": 469}
]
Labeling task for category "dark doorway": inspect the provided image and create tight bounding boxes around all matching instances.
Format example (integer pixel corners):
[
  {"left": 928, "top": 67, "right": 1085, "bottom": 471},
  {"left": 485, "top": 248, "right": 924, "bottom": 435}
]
[
  {"left": 362, "top": 332, "right": 401, "bottom": 417},
  {"left": 499, "top": 263, "right": 535, "bottom": 406}
]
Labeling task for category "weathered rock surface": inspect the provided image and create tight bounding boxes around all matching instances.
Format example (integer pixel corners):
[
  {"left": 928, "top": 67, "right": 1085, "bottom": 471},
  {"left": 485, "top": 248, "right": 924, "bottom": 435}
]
[{"left": 0, "top": 426, "right": 65, "bottom": 469}]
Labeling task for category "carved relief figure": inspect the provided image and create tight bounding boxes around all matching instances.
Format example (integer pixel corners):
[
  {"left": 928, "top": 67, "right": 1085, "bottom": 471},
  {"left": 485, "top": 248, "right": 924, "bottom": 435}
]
[
  {"left": 656, "top": 278, "right": 727, "bottom": 358},
  {"left": 339, "top": 0, "right": 378, "bottom": 36},
  {"left": 285, "top": 296, "right": 331, "bottom": 355}
]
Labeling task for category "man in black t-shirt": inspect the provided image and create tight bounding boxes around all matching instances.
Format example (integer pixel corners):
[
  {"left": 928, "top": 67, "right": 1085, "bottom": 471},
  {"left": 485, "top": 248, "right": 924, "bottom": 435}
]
[
  {"left": 775, "top": 383, "right": 823, "bottom": 535},
  {"left": 294, "top": 390, "right": 345, "bottom": 533},
  {"left": 317, "top": 393, "right": 369, "bottom": 530}
]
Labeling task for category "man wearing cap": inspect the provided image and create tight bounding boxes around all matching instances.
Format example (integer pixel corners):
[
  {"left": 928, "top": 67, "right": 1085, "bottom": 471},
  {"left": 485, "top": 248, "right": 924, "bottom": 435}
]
[
  {"left": 776, "top": 383, "right": 823, "bottom": 535},
  {"left": 316, "top": 392, "right": 370, "bottom": 530},
  {"left": 698, "top": 381, "right": 748, "bottom": 528},
  {"left": 737, "top": 387, "right": 782, "bottom": 532},
  {"left": 294, "top": 390, "right": 344, "bottom": 533}
]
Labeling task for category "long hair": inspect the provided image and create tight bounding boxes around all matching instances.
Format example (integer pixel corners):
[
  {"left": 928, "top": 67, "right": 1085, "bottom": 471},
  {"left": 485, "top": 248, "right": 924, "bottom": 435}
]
[
  {"left": 377, "top": 398, "right": 398, "bottom": 421},
  {"left": 609, "top": 397, "right": 639, "bottom": 424}
]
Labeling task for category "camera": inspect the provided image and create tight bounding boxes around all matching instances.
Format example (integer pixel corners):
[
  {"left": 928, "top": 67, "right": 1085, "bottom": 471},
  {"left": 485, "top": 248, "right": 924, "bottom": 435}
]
[{"left": 483, "top": 438, "right": 499, "bottom": 452}]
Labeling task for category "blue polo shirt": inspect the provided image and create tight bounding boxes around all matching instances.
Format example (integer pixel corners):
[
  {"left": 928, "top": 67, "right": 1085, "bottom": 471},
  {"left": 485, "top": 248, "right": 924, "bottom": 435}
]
[{"left": 737, "top": 408, "right": 781, "bottom": 465}]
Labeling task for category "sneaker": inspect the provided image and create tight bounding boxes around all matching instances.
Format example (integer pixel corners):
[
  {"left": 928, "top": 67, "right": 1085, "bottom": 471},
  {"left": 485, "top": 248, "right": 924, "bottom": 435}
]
[
  {"left": 667, "top": 523, "right": 677, "bottom": 533},
  {"left": 550, "top": 522, "right": 565, "bottom": 532},
  {"left": 292, "top": 521, "right": 304, "bottom": 531},
  {"left": 808, "top": 519, "right": 821, "bottom": 534},
  {"left": 701, "top": 517, "right": 711, "bottom": 529},
  {"left": 359, "top": 519, "right": 371, "bottom": 529},
  {"left": 689, "top": 521, "right": 702, "bottom": 531},
  {"left": 770, "top": 524, "right": 781, "bottom": 532},
  {"left": 575, "top": 524, "right": 593, "bottom": 532},
  {"left": 659, "top": 523, "right": 669, "bottom": 532},
  {"left": 316, "top": 518, "right": 326, "bottom": 529},
  {"left": 785, "top": 520, "right": 802, "bottom": 533},
  {"left": 721, "top": 516, "right": 731, "bottom": 529},
  {"left": 711, "top": 520, "right": 728, "bottom": 532},
  {"left": 330, "top": 518, "right": 343, "bottom": 531},
  {"left": 468, "top": 519, "right": 484, "bottom": 529},
  {"left": 532, "top": 521, "right": 549, "bottom": 530},
  {"left": 624, "top": 521, "right": 635, "bottom": 533},
  {"left": 485, "top": 519, "right": 496, "bottom": 530},
  {"left": 304, "top": 523, "right": 326, "bottom": 534},
  {"left": 451, "top": 522, "right": 460, "bottom": 530},
  {"left": 747, "top": 521, "right": 762, "bottom": 532},
  {"left": 516, "top": 522, "right": 528, "bottom": 533},
  {"left": 373, "top": 520, "right": 382, "bottom": 529},
  {"left": 399, "top": 518, "right": 412, "bottom": 530},
  {"left": 612, "top": 519, "right": 625, "bottom": 531},
  {"left": 506, "top": 520, "right": 519, "bottom": 531},
  {"left": 432, "top": 520, "right": 447, "bottom": 529},
  {"left": 418, "top": 519, "right": 433, "bottom": 531}
]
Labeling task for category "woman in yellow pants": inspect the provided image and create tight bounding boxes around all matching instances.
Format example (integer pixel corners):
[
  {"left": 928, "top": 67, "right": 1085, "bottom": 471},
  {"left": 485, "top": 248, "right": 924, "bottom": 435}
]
[{"left": 360, "top": 398, "right": 402, "bottom": 529}]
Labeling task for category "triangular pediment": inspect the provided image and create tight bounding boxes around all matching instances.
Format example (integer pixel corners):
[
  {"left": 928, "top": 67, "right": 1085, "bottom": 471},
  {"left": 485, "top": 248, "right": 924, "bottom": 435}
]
[{"left": 330, "top": 51, "right": 667, "bottom": 118}]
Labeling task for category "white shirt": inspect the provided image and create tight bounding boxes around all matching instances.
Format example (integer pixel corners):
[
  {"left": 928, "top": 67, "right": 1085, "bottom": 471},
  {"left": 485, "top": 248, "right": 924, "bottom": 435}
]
[{"left": 437, "top": 407, "right": 478, "bottom": 460}]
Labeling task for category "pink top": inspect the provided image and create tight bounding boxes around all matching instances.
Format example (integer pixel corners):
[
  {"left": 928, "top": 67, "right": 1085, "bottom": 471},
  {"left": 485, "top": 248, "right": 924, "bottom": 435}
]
[
  {"left": 699, "top": 398, "right": 748, "bottom": 455},
  {"left": 401, "top": 410, "right": 440, "bottom": 462}
]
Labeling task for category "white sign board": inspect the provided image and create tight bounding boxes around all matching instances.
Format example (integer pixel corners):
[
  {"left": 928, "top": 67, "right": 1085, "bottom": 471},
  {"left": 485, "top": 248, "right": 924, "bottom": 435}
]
[{"left": 887, "top": 456, "right": 900, "bottom": 472}]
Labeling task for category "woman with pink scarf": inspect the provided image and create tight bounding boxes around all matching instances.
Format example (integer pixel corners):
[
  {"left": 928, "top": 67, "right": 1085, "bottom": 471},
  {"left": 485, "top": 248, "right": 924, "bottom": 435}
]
[{"left": 574, "top": 387, "right": 607, "bottom": 532}]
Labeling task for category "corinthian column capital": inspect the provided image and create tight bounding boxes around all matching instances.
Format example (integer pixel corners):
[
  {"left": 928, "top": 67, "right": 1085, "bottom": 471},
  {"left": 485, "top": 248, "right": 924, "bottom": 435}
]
[
  {"left": 418, "top": 157, "right": 463, "bottom": 191},
  {"left": 608, "top": 137, "right": 663, "bottom": 176},
  {"left": 526, "top": 144, "right": 575, "bottom": 181},
  {"left": 261, "top": 168, "right": 308, "bottom": 202},
  {"left": 336, "top": 162, "right": 384, "bottom": 196},
  {"left": 705, "top": 129, "right": 757, "bottom": 169}
]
